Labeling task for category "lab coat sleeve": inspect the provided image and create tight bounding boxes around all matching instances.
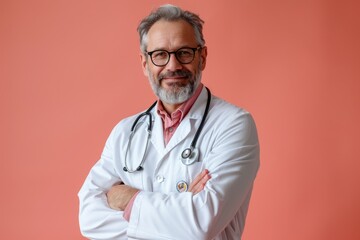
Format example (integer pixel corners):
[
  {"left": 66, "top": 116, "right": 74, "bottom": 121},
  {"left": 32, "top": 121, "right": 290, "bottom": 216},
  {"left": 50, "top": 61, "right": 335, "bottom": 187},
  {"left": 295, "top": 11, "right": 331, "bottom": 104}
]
[
  {"left": 127, "top": 111, "right": 260, "bottom": 240},
  {"left": 78, "top": 126, "right": 128, "bottom": 239}
]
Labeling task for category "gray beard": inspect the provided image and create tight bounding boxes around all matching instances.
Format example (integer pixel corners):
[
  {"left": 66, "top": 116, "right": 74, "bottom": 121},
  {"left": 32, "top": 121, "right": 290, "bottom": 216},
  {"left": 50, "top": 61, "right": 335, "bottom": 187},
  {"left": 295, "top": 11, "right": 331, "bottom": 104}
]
[{"left": 147, "top": 63, "right": 202, "bottom": 105}]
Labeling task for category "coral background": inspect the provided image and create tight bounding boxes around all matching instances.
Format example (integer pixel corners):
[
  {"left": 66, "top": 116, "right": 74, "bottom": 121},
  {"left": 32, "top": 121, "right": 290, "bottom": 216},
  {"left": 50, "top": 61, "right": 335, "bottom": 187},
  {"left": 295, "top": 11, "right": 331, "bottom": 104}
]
[{"left": 1, "top": 0, "right": 359, "bottom": 239}]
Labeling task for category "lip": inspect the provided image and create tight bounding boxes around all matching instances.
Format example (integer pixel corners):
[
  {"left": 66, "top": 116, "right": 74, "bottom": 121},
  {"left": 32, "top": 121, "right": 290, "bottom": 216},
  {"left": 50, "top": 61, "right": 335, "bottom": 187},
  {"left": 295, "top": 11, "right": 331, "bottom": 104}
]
[
  {"left": 161, "top": 76, "right": 187, "bottom": 82},
  {"left": 162, "top": 75, "right": 186, "bottom": 80},
  {"left": 161, "top": 77, "right": 187, "bottom": 88}
]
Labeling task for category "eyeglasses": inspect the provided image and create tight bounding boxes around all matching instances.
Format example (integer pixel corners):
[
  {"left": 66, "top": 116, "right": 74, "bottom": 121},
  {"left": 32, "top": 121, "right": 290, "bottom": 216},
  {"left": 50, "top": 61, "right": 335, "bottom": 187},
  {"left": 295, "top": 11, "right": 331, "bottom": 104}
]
[{"left": 146, "top": 46, "right": 202, "bottom": 67}]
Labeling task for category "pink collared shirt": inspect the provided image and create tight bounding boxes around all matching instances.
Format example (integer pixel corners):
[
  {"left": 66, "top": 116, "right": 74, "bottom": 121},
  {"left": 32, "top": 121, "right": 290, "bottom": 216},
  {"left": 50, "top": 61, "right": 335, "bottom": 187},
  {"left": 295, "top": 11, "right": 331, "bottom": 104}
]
[
  {"left": 123, "top": 83, "right": 204, "bottom": 221},
  {"left": 157, "top": 83, "right": 203, "bottom": 145}
]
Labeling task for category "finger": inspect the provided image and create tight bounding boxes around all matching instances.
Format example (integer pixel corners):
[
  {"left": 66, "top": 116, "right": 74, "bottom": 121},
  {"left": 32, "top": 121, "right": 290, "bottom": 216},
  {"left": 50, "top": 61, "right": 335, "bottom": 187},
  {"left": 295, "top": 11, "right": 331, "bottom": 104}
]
[
  {"left": 189, "top": 169, "right": 208, "bottom": 192},
  {"left": 192, "top": 170, "right": 211, "bottom": 192},
  {"left": 189, "top": 169, "right": 211, "bottom": 193},
  {"left": 191, "top": 173, "right": 211, "bottom": 194},
  {"left": 188, "top": 169, "right": 208, "bottom": 192},
  {"left": 191, "top": 182, "right": 204, "bottom": 195}
]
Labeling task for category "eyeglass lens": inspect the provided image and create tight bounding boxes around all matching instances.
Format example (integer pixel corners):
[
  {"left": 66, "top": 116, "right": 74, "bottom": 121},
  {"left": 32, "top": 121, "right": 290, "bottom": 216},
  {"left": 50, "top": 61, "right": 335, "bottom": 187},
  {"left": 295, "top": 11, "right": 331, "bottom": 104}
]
[{"left": 150, "top": 48, "right": 197, "bottom": 66}]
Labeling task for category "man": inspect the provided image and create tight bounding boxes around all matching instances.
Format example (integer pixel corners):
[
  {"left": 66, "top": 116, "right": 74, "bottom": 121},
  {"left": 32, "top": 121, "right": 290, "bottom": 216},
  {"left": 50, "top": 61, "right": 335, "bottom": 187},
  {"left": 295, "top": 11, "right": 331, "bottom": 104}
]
[{"left": 78, "top": 4, "right": 259, "bottom": 240}]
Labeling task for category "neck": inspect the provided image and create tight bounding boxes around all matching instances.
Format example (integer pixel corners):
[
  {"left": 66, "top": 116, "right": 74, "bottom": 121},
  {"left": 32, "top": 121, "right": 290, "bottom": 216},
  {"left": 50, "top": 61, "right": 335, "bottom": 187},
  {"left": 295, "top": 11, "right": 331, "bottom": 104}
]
[{"left": 161, "top": 102, "right": 183, "bottom": 115}]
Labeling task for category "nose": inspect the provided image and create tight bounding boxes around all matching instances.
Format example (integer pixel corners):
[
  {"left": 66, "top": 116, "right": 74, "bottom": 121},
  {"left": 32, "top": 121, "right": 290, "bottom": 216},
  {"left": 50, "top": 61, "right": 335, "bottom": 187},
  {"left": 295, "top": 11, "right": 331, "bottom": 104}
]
[{"left": 165, "top": 53, "right": 183, "bottom": 71}]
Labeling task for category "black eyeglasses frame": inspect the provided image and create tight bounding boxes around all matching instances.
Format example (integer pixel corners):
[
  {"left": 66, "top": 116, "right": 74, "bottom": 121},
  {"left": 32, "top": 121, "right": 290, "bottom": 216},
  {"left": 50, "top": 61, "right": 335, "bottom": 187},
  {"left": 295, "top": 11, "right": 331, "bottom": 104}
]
[{"left": 146, "top": 46, "right": 203, "bottom": 67}]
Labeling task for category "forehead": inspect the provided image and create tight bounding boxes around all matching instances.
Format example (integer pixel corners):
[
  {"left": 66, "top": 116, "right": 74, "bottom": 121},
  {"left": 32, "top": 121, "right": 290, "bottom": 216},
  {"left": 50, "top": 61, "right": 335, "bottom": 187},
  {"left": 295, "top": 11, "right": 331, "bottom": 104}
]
[{"left": 146, "top": 19, "right": 197, "bottom": 50}]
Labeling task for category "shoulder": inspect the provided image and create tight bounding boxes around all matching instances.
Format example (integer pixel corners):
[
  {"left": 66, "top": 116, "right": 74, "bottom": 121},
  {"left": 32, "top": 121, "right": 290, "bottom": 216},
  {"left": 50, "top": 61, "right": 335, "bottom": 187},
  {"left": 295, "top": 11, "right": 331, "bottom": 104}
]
[
  {"left": 110, "top": 108, "right": 152, "bottom": 138},
  {"left": 210, "top": 95, "right": 253, "bottom": 121},
  {"left": 208, "top": 95, "right": 257, "bottom": 136},
  {"left": 206, "top": 95, "right": 259, "bottom": 146}
]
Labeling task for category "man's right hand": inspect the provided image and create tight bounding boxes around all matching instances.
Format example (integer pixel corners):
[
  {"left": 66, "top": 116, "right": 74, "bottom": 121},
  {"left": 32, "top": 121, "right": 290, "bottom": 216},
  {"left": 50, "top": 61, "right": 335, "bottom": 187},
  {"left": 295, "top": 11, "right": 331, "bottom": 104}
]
[{"left": 188, "top": 169, "right": 211, "bottom": 194}]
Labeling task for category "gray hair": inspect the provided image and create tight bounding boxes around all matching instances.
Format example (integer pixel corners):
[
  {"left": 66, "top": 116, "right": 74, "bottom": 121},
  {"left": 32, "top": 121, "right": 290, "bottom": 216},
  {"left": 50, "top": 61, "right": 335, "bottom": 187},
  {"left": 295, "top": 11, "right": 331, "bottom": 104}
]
[{"left": 137, "top": 4, "right": 205, "bottom": 53}]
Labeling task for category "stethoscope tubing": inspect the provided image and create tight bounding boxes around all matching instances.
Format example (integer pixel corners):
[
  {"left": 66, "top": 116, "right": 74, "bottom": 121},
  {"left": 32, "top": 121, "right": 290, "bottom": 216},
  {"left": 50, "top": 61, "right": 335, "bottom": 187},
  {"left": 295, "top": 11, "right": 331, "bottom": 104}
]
[
  {"left": 188, "top": 87, "right": 211, "bottom": 151},
  {"left": 123, "top": 87, "right": 211, "bottom": 172}
]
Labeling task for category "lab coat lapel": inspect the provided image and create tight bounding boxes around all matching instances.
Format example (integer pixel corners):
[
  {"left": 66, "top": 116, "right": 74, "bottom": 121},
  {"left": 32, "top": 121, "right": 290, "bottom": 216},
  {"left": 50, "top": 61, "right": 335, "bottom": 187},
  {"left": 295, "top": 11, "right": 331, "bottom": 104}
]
[
  {"left": 148, "top": 87, "right": 209, "bottom": 157},
  {"left": 149, "top": 109, "right": 166, "bottom": 154},
  {"left": 165, "top": 117, "right": 192, "bottom": 152},
  {"left": 165, "top": 88, "right": 208, "bottom": 153}
]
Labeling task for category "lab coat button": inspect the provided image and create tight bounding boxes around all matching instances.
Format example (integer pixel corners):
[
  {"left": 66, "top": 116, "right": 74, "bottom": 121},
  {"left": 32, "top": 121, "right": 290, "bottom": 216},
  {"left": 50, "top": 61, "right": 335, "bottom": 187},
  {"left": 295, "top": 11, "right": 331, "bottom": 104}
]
[{"left": 156, "top": 175, "right": 164, "bottom": 183}]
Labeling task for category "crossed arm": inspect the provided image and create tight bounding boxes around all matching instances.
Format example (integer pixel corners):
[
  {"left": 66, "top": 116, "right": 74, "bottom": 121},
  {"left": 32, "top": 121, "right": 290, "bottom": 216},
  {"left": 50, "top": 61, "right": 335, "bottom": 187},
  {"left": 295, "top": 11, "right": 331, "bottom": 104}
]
[
  {"left": 79, "top": 112, "right": 259, "bottom": 239},
  {"left": 106, "top": 169, "right": 211, "bottom": 211}
]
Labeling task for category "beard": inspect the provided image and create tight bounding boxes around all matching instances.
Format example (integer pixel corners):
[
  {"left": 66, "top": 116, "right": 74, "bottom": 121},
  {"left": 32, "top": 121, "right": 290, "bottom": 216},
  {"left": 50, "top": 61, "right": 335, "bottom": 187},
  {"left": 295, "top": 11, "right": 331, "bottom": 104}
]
[{"left": 147, "top": 62, "right": 202, "bottom": 105}]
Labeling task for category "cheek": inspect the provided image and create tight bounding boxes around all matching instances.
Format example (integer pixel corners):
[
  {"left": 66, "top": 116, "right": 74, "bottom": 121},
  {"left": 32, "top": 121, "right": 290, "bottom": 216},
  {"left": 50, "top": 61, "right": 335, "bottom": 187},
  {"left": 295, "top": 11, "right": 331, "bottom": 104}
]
[
  {"left": 143, "top": 59, "right": 160, "bottom": 78},
  {"left": 151, "top": 67, "right": 165, "bottom": 79},
  {"left": 147, "top": 66, "right": 162, "bottom": 81},
  {"left": 186, "top": 65, "right": 198, "bottom": 76}
]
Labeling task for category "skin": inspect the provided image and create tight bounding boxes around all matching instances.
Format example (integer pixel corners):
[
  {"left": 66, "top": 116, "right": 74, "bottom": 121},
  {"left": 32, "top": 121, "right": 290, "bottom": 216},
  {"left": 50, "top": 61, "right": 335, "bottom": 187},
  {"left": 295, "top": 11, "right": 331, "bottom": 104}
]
[
  {"left": 141, "top": 19, "right": 207, "bottom": 114},
  {"left": 107, "top": 20, "right": 210, "bottom": 211}
]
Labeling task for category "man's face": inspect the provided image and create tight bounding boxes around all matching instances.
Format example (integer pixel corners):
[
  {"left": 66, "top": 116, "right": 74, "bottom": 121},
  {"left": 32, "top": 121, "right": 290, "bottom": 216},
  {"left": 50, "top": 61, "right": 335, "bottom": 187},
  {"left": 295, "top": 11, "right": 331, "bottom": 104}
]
[{"left": 140, "top": 20, "right": 207, "bottom": 105}]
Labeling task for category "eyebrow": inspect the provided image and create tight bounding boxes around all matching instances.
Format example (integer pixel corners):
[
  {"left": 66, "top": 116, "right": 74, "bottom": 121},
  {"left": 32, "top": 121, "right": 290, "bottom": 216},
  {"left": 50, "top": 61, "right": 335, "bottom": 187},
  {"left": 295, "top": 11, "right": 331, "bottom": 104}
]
[{"left": 147, "top": 45, "right": 198, "bottom": 52}]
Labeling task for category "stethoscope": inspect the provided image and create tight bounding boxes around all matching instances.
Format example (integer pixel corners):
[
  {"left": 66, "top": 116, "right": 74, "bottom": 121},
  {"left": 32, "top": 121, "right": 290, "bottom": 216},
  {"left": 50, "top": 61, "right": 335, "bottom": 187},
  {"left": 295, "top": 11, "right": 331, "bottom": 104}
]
[{"left": 123, "top": 87, "right": 211, "bottom": 173}]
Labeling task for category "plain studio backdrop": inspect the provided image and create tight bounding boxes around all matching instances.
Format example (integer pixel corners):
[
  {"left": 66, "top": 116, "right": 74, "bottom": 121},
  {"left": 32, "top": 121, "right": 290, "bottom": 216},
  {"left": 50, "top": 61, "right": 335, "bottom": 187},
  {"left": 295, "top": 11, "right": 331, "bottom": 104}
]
[{"left": 1, "top": 0, "right": 359, "bottom": 239}]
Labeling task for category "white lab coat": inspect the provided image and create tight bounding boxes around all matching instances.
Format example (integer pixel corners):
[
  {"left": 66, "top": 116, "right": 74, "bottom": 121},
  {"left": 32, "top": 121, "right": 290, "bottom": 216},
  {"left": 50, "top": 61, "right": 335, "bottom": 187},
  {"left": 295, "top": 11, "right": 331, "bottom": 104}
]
[{"left": 78, "top": 87, "right": 260, "bottom": 240}]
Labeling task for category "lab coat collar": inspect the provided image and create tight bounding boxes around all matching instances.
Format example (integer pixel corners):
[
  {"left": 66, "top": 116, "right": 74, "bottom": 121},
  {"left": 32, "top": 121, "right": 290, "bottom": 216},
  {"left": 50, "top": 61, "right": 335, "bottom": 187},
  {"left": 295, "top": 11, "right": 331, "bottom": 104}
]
[{"left": 149, "top": 86, "right": 210, "bottom": 156}]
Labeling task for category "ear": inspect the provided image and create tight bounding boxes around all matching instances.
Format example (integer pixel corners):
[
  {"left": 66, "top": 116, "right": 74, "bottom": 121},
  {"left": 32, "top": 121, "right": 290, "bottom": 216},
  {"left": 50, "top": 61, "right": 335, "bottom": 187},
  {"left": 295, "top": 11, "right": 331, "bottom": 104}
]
[
  {"left": 140, "top": 52, "right": 149, "bottom": 77},
  {"left": 200, "top": 46, "right": 208, "bottom": 71}
]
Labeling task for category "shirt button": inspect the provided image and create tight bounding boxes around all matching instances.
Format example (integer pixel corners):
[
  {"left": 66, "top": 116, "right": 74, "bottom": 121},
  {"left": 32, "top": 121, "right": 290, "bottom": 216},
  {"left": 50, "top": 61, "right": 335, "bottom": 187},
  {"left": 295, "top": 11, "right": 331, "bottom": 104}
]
[
  {"left": 169, "top": 127, "right": 173, "bottom": 132},
  {"left": 156, "top": 175, "right": 165, "bottom": 183}
]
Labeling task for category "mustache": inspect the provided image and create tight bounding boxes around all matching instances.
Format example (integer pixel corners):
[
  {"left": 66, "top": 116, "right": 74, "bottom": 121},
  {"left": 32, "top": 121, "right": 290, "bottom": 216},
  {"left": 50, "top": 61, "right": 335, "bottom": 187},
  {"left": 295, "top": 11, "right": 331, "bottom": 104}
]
[{"left": 158, "top": 70, "right": 192, "bottom": 81}]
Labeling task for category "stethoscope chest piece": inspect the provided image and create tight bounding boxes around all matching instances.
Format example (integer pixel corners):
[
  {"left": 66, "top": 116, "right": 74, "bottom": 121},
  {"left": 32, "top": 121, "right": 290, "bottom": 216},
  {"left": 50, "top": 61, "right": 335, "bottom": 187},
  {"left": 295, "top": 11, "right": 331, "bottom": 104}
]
[{"left": 181, "top": 147, "right": 199, "bottom": 165}]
